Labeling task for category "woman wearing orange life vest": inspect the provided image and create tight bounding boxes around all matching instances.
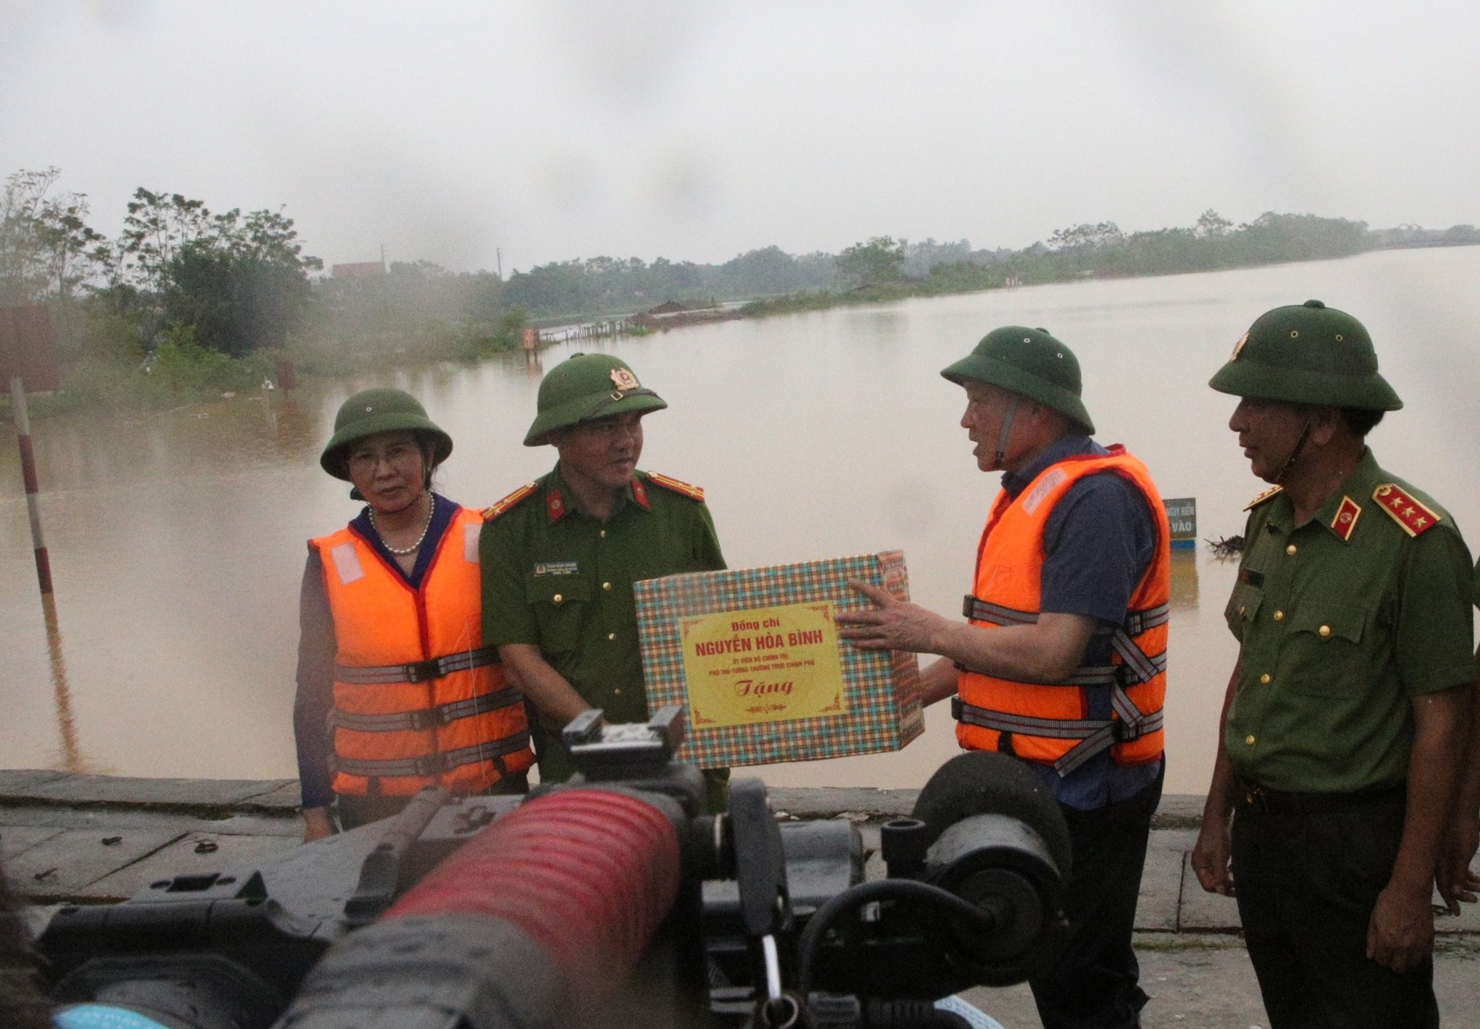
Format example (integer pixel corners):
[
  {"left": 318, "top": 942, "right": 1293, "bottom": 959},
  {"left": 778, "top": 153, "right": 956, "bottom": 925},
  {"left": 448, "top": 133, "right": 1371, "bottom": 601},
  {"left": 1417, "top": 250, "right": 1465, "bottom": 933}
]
[{"left": 294, "top": 388, "right": 533, "bottom": 842}]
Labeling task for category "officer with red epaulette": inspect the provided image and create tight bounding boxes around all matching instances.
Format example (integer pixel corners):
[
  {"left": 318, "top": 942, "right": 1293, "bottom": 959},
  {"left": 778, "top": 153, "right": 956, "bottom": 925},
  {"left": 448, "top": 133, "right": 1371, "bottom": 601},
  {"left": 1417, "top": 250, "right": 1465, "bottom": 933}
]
[
  {"left": 479, "top": 353, "right": 730, "bottom": 810},
  {"left": 1191, "top": 301, "right": 1476, "bottom": 1029},
  {"left": 839, "top": 326, "right": 1171, "bottom": 1029}
]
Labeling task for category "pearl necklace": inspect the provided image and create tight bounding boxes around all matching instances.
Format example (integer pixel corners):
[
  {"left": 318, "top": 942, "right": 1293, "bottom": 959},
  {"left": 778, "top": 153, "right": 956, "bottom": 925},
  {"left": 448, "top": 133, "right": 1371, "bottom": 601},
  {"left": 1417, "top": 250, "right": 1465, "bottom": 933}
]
[{"left": 369, "top": 494, "right": 435, "bottom": 556}]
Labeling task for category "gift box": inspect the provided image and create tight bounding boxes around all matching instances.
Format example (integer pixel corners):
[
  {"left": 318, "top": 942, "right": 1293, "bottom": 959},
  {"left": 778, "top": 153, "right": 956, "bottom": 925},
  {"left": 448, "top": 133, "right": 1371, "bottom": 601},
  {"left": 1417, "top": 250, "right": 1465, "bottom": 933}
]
[{"left": 634, "top": 551, "right": 924, "bottom": 768}]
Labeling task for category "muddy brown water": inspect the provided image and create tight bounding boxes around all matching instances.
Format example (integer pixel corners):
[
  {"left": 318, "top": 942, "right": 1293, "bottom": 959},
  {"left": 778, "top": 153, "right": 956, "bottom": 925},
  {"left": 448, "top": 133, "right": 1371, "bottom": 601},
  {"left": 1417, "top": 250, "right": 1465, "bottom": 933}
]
[{"left": 4, "top": 246, "right": 1479, "bottom": 795}]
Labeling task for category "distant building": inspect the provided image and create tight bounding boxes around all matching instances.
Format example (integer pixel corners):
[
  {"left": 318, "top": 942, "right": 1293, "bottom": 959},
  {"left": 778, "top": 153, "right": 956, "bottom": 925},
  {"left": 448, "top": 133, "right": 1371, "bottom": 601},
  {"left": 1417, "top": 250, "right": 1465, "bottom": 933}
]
[{"left": 332, "top": 261, "right": 387, "bottom": 279}]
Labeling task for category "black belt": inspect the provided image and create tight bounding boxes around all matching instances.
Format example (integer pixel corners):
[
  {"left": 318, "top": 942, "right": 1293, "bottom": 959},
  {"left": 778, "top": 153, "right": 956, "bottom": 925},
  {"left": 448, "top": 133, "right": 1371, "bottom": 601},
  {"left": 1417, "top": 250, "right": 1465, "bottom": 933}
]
[{"left": 1236, "top": 778, "right": 1405, "bottom": 816}]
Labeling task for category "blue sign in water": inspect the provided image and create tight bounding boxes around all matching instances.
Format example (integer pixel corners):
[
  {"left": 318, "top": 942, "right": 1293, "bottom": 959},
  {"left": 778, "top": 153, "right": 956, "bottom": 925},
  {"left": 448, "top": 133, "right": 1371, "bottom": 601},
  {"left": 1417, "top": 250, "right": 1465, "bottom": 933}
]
[{"left": 1163, "top": 497, "right": 1196, "bottom": 550}]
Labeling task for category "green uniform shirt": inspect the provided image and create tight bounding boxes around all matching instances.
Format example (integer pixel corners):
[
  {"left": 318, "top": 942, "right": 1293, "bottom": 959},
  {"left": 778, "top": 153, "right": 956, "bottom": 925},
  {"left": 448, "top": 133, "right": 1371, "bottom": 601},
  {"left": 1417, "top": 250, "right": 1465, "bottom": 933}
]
[
  {"left": 1223, "top": 449, "right": 1474, "bottom": 793},
  {"left": 481, "top": 464, "right": 726, "bottom": 738}
]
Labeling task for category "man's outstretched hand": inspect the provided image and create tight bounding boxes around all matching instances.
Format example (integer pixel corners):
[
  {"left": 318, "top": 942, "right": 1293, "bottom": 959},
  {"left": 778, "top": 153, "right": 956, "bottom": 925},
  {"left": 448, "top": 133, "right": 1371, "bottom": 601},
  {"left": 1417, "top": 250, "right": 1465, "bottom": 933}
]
[{"left": 836, "top": 579, "right": 952, "bottom": 654}]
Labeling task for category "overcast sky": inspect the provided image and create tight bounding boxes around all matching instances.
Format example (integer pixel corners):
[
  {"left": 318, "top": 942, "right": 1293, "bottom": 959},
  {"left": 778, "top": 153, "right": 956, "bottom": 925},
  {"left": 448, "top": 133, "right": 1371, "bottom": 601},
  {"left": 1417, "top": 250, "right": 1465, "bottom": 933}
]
[{"left": 3, "top": 1, "right": 1478, "bottom": 273}]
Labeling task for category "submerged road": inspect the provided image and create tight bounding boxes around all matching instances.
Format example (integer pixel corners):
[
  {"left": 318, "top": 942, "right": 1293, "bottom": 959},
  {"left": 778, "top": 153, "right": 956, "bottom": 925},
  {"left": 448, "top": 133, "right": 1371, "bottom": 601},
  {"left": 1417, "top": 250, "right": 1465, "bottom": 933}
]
[{"left": 3, "top": 770, "right": 1479, "bottom": 1027}]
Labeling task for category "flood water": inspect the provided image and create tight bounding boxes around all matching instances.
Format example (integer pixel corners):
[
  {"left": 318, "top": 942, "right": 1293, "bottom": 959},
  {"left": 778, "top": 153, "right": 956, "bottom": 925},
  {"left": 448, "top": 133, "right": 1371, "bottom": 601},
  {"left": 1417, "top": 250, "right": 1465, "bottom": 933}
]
[{"left": 5, "top": 246, "right": 1479, "bottom": 796}]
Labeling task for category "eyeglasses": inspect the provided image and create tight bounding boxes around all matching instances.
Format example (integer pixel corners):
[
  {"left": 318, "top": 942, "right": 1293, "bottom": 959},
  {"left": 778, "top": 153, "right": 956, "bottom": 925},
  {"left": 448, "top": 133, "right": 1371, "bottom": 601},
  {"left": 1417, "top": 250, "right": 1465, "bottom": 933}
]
[{"left": 347, "top": 441, "right": 422, "bottom": 476}]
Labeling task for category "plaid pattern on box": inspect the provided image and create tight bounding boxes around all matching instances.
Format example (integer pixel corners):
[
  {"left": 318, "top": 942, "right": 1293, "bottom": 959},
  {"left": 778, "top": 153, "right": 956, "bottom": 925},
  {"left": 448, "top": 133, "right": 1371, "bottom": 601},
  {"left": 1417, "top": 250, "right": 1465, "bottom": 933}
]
[{"left": 635, "top": 551, "right": 924, "bottom": 767}]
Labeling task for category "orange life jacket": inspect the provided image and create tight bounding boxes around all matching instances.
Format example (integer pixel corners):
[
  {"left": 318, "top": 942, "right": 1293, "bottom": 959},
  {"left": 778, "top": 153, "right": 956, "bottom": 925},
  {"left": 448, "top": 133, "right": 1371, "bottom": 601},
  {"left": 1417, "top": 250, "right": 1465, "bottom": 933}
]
[
  {"left": 312, "top": 503, "right": 534, "bottom": 797},
  {"left": 954, "top": 446, "right": 1170, "bottom": 774}
]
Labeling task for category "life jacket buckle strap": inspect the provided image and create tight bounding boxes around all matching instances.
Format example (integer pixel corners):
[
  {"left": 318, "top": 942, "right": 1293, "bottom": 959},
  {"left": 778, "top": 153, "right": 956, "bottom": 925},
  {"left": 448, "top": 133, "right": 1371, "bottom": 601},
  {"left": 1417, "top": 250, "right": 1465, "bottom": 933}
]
[
  {"left": 329, "top": 731, "right": 532, "bottom": 782},
  {"left": 962, "top": 595, "right": 1038, "bottom": 626},
  {"left": 1121, "top": 603, "right": 1170, "bottom": 636},
  {"left": 952, "top": 696, "right": 1164, "bottom": 774},
  {"left": 403, "top": 658, "right": 440, "bottom": 684},
  {"left": 335, "top": 646, "right": 498, "bottom": 686},
  {"left": 329, "top": 687, "right": 526, "bottom": 734}
]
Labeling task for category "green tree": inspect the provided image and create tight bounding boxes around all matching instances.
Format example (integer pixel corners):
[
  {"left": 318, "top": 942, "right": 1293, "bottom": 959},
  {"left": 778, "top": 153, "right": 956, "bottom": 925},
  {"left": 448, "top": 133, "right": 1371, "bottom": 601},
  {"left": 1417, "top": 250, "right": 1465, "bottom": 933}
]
[
  {"left": 109, "top": 189, "right": 322, "bottom": 356},
  {"left": 836, "top": 236, "right": 906, "bottom": 288},
  {"left": 1195, "top": 209, "right": 1233, "bottom": 238},
  {"left": 113, "top": 188, "right": 220, "bottom": 291},
  {"left": 0, "top": 167, "right": 105, "bottom": 304},
  {"left": 1047, "top": 222, "right": 1123, "bottom": 252}
]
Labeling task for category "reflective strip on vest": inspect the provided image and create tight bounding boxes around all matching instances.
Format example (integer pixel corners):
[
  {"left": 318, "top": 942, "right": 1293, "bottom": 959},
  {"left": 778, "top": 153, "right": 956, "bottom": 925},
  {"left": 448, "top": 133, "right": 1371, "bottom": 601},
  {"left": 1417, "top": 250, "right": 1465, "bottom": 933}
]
[
  {"left": 954, "top": 696, "right": 1167, "bottom": 775},
  {"left": 329, "top": 731, "right": 533, "bottom": 780},
  {"left": 964, "top": 596, "right": 1169, "bottom": 637},
  {"left": 959, "top": 596, "right": 1169, "bottom": 688},
  {"left": 334, "top": 646, "right": 498, "bottom": 685},
  {"left": 328, "top": 684, "right": 523, "bottom": 733}
]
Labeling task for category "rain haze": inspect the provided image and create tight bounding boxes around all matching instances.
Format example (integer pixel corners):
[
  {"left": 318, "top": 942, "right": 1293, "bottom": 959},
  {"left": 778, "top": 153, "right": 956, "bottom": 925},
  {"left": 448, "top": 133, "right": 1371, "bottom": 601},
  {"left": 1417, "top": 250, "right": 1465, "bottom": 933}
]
[
  {"left": 3, "top": 0, "right": 1479, "bottom": 270},
  {"left": 5, "top": 1, "right": 1480, "bottom": 794}
]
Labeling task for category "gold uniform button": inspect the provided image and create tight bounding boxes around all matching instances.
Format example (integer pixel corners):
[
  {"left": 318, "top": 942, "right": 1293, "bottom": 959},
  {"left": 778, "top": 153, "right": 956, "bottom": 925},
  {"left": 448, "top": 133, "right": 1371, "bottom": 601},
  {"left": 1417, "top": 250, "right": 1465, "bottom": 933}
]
[
  {"left": 612, "top": 688, "right": 622, "bottom": 696},
  {"left": 1286, "top": 544, "right": 1298, "bottom": 555},
  {"left": 552, "top": 594, "right": 563, "bottom": 604},
  {"left": 602, "top": 581, "right": 612, "bottom": 591},
  {"left": 1260, "top": 673, "right": 1271, "bottom": 684},
  {"left": 1319, "top": 625, "right": 1331, "bottom": 637},
  {"left": 1238, "top": 605, "right": 1246, "bottom": 616},
  {"left": 1273, "top": 610, "right": 1284, "bottom": 622},
  {"left": 599, "top": 530, "right": 607, "bottom": 538},
  {"left": 607, "top": 632, "right": 616, "bottom": 641},
  {"left": 1245, "top": 734, "right": 1257, "bottom": 746}
]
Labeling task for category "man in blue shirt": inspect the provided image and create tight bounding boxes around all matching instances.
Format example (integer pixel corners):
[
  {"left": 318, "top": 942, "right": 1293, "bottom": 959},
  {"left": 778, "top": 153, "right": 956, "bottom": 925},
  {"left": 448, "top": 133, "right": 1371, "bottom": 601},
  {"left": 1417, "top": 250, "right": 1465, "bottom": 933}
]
[{"left": 841, "top": 326, "right": 1169, "bottom": 1029}]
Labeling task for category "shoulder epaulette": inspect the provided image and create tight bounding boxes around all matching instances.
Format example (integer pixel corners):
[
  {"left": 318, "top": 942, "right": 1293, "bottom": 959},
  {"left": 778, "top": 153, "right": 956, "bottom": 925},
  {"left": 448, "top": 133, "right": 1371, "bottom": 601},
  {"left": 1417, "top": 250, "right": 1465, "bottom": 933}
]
[
  {"left": 1373, "top": 483, "right": 1442, "bottom": 537},
  {"left": 1243, "top": 485, "right": 1283, "bottom": 511},
  {"left": 482, "top": 482, "right": 539, "bottom": 521},
  {"left": 645, "top": 472, "right": 706, "bottom": 503}
]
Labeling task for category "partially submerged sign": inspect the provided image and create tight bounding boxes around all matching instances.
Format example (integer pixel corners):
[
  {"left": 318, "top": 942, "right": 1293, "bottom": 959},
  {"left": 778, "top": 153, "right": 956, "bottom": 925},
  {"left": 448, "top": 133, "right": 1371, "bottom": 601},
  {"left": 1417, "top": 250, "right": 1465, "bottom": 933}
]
[
  {"left": 0, "top": 305, "right": 61, "bottom": 392},
  {"left": 1164, "top": 497, "right": 1196, "bottom": 550}
]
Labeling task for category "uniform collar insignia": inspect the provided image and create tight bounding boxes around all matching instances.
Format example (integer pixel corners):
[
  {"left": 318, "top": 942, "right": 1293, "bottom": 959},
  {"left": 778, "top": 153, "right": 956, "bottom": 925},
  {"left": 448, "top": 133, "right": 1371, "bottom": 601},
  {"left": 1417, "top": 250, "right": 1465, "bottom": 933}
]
[
  {"left": 546, "top": 488, "right": 567, "bottom": 523},
  {"left": 1330, "top": 495, "right": 1362, "bottom": 542},
  {"left": 630, "top": 476, "right": 650, "bottom": 510}
]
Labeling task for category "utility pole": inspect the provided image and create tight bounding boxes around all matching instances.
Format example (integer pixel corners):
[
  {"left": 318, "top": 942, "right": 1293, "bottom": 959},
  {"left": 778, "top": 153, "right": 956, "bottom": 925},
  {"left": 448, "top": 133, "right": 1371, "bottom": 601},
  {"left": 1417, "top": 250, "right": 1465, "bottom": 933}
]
[
  {"left": 497, "top": 247, "right": 503, "bottom": 280},
  {"left": 380, "top": 242, "right": 388, "bottom": 272}
]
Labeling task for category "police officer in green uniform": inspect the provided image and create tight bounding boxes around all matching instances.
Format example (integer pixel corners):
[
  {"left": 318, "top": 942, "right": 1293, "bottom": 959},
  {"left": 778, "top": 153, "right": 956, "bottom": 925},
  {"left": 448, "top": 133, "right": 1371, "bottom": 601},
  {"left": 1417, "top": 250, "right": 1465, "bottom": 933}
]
[
  {"left": 1191, "top": 301, "right": 1475, "bottom": 1029},
  {"left": 480, "top": 352, "right": 729, "bottom": 808}
]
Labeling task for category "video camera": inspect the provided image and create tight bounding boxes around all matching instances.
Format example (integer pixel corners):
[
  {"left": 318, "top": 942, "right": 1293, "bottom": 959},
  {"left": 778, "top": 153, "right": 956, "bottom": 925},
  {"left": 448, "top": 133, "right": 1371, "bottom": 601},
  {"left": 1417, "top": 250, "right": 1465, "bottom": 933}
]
[{"left": 36, "top": 706, "right": 1072, "bottom": 1029}]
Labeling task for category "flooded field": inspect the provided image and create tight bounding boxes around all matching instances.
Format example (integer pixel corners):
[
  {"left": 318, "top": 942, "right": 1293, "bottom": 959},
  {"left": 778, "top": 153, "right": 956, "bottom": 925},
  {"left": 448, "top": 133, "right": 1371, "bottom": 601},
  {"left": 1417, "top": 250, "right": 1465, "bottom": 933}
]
[{"left": 4, "top": 245, "right": 1479, "bottom": 794}]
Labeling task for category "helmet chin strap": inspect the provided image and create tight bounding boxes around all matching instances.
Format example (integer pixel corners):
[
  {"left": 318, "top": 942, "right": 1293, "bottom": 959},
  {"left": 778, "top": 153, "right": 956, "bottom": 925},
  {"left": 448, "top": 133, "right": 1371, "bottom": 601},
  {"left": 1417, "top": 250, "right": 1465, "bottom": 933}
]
[
  {"left": 992, "top": 395, "right": 1021, "bottom": 470},
  {"left": 1274, "top": 417, "right": 1313, "bottom": 486}
]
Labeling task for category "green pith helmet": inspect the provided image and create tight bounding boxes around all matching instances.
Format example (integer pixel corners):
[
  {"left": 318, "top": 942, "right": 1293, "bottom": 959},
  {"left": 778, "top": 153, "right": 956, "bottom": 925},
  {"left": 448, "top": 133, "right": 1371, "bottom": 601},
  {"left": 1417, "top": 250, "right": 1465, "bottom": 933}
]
[
  {"left": 319, "top": 388, "right": 454, "bottom": 479},
  {"left": 940, "top": 325, "right": 1095, "bottom": 434},
  {"left": 1209, "top": 300, "right": 1402, "bottom": 411},
  {"left": 524, "top": 352, "right": 667, "bottom": 446}
]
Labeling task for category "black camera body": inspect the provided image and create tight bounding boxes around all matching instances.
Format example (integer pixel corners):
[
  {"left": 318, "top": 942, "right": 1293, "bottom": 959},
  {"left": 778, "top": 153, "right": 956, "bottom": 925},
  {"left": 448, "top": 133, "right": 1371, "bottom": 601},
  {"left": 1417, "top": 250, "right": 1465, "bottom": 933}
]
[{"left": 39, "top": 706, "right": 1069, "bottom": 1029}]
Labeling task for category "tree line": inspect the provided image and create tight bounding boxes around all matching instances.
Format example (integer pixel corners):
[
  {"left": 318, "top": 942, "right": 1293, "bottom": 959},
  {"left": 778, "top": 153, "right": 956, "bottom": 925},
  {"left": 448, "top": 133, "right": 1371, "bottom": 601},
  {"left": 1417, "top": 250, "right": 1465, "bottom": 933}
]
[{"left": 3, "top": 165, "right": 1476, "bottom": 409}]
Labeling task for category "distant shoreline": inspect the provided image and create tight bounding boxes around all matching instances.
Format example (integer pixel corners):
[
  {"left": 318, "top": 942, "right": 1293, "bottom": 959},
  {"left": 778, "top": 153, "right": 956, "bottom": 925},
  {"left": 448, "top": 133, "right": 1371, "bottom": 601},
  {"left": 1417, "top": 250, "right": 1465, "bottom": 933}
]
[{"left": 543, "top": 238, "right": 1480, "bottom": 345}]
